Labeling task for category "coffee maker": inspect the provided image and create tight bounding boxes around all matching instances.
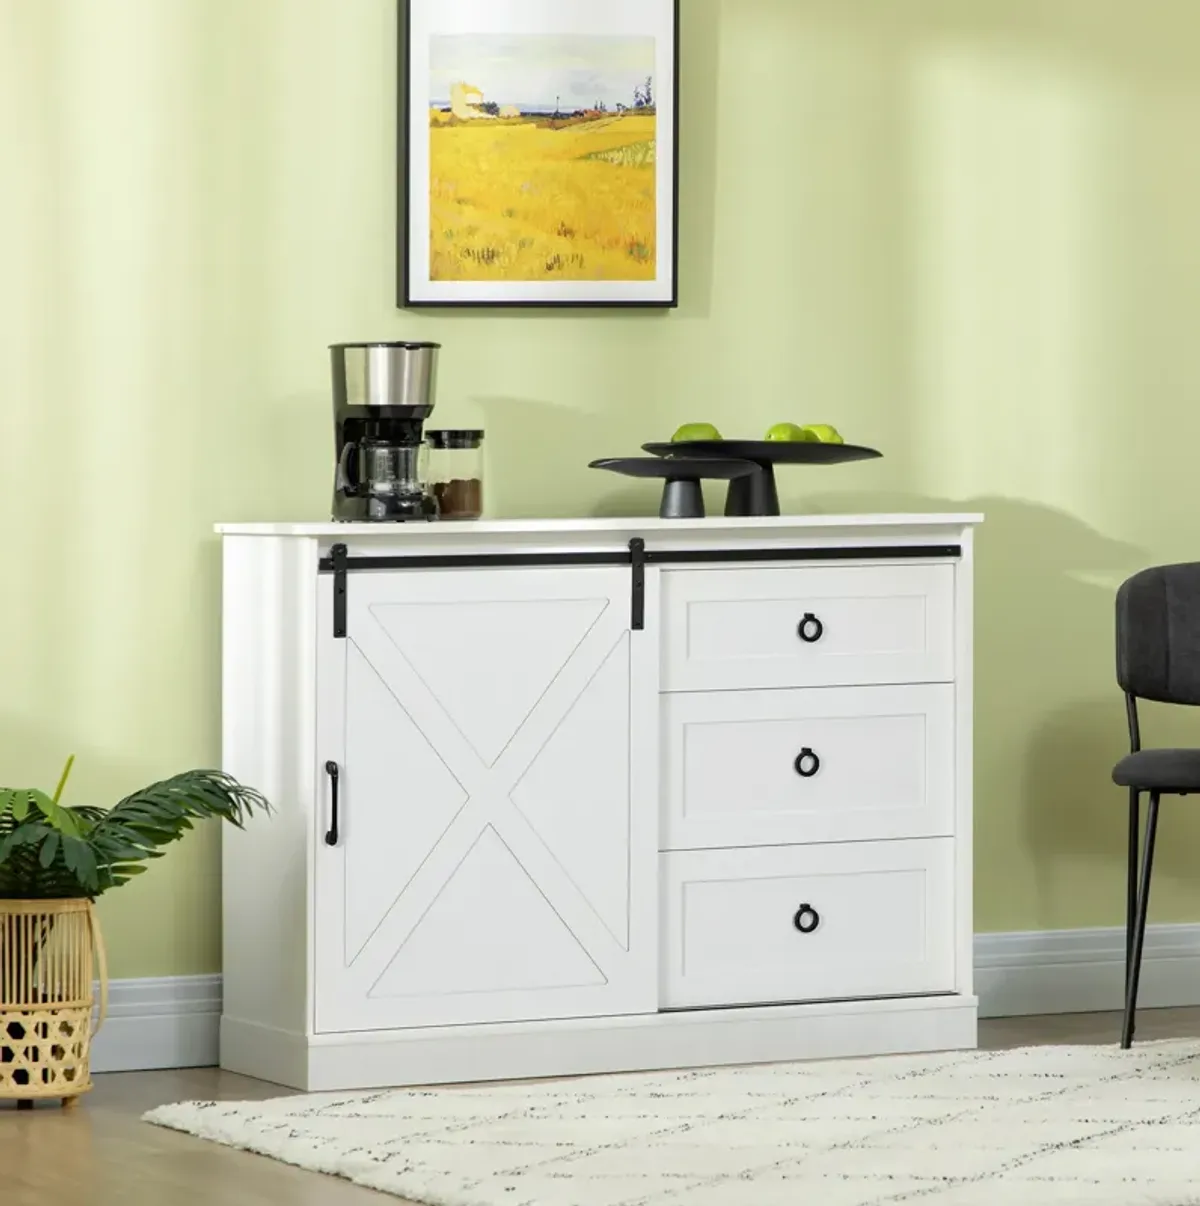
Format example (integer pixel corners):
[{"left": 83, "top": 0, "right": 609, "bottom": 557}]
[{"left": 331, "top": 342, "right": 440, "bottom": 522}]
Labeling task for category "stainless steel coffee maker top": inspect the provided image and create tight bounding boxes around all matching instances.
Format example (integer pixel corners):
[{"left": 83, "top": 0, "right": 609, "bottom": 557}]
[{"left": 331, "top": 341, "right": 440, "bottom": 412}]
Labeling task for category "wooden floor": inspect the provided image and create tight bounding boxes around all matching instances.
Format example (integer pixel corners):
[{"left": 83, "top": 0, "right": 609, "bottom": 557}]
[{"left": 4, "top": 1007, "right": 1200, "bottom": 1206}]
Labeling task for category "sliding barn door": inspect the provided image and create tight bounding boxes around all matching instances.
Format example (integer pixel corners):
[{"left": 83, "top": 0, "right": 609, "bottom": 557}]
[{"left": 313, "top": 565, "right": 657, "bottom": 1034}]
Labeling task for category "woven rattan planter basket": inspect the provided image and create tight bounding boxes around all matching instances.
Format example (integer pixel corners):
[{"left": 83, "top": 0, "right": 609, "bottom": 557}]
[{"left": 0, "top": 899, "right": 107, "bottom": 1109}]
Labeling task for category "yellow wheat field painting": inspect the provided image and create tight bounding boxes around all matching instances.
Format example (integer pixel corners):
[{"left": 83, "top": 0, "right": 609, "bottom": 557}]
[{"left": 427, "top": 34, "right": 659, "bottom": 287}]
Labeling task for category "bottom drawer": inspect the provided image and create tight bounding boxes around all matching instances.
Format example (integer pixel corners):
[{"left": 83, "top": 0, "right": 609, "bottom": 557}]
[{"left": 661, "top": 839, "right": 956, "bottom": 1010}]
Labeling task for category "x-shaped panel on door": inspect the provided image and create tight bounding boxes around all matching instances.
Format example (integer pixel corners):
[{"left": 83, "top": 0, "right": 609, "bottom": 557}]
[{"left": 337, "top": 583, "right": 633, "bottom": 1006}]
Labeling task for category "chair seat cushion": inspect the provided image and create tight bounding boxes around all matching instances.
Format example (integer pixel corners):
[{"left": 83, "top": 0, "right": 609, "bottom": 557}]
[{"left": 1113, "top": 748, "right": 1200, "bottom": 790}]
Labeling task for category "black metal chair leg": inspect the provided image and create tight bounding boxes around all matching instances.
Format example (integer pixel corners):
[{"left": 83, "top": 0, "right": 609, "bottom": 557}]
[
  {"left": 1125, "top": 790, "right": 1140, "bottom": 1002},
  {"left": 1122, "top": 791, "right": 1160, "bottom": 1049}
]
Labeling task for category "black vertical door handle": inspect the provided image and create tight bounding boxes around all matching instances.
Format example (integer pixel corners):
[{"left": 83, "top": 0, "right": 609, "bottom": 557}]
[{"left": 324, "top": 760, "right": 340, "bottom": 847}]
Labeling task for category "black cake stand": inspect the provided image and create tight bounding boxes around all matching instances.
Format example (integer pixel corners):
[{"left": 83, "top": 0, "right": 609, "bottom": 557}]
[
  {"left": 589, "top": 458, "right": 762, "bottom": 519},
  {"left": 642, "top": 440, "right": 883, "bottom": 517}
]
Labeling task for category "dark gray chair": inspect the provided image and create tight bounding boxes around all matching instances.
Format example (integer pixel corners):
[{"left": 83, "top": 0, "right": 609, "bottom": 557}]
[{"left": 1113, "top": 563, "right": 1200, "bottom": 1048}]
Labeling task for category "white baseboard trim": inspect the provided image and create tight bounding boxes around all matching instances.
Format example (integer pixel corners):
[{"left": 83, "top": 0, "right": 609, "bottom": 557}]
[
  {"left": 90, "top": 974, "right": 221, "bottom": 1074},
  {"left": 86, "top": 925, "right": 1200, "bottom": 1073},
  {"left": 976, "top": 922, "right": 1200, "bottom": 1019}
]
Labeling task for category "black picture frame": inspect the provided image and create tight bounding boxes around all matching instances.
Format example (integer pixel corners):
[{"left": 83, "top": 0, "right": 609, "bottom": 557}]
[{"left": 398, "top": 0, "right": 680, "bottom": 310}]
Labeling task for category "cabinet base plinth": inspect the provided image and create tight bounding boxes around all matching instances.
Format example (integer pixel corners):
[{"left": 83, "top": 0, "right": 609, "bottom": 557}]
[{"left": 221, "top": 995, "right": 978, "bottom": 1093}]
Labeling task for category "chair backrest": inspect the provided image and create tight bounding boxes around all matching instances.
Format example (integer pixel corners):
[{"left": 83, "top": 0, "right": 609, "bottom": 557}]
[{"left": 1117, "top": 563, "right": 1200, "bottom": 704}]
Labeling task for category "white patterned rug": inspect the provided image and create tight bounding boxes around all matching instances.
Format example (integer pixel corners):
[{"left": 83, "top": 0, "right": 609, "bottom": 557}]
[{"left": 145, "top": 1041, "right": 1200, "bottom": 1205}]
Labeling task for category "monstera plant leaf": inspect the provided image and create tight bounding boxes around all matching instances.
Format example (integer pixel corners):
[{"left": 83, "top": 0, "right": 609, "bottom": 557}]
[{"left": 0, "top": 757, "right": 270, "bottom": 899}]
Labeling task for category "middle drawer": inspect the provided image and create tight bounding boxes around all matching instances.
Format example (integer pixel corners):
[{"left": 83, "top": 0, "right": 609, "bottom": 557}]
[{"left": 662, "top": 684, "right": 955, "bottom": 850}]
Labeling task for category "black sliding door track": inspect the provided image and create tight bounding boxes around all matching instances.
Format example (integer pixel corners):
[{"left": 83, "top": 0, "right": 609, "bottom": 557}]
[
  {"left": 318, "top": 543, "right": 961, "bottom": 574},
  {"left": 320, "top": 540, "right": 961, "bottom": 639}
]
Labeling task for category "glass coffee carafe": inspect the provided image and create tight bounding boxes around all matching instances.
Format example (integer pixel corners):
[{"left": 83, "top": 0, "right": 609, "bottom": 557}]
[{"left": 338, "top": 435, "right": 435, "bottom": 521}]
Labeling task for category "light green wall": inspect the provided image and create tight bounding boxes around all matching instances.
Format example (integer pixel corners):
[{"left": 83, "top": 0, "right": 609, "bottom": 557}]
[{"left": 5, "top": 0, "right": 1200, "bottom": 978}]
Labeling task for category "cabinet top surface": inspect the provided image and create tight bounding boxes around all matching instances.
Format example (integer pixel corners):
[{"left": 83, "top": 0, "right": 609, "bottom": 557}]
[{"left": 217, "top": 514, "right": 982, "bottom": 540}]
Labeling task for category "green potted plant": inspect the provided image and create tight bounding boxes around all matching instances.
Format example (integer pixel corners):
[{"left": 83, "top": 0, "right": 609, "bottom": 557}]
[{"left": 0, "top": 756, "right": 269, "bottom": 1108}]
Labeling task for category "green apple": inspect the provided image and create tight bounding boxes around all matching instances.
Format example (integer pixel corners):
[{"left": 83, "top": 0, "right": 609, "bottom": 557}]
[
  {"left": 764, "top": 422, "right": 815, "bottom": 443},
  {"left": 801, "top": 424, "right": 845, "bottom": 445},
  {"left": 672, "top": 422, "right": 723, "bottom": 443}
]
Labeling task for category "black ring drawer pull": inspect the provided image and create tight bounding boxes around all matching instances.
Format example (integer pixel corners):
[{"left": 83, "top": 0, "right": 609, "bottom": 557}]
[
  {"left": 324, "top": 760, "right": 340, "bottom": 847},
  {"left": 794, "top": 748, "right": 821, "bottom": 778},
  {"left": 794, "top": 904, "right": 821, "bottom": 934},
  {"left": 797, "top": 613, "right": 824, "bottom": 643}
]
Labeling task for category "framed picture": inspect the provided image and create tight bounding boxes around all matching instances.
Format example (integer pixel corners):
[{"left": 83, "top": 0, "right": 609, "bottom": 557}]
[{"left": 399, "top": 0, "right": 680, "bottom": 309}]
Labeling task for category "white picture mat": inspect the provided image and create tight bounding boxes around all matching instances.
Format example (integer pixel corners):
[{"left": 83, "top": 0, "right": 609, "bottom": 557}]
[{"left": 404, "top": 0, "right": 677, "bottom": 306}]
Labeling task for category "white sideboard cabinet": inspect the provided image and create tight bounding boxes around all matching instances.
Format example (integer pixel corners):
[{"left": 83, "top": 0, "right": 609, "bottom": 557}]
[{"left": 218, "top": 514, "right": 981, "bottom": 1091}]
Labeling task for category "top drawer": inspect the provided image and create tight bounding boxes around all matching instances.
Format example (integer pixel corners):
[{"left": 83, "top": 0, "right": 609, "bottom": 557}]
[{"left": 661, "top": 563, "right": 956, "bottom": 692}]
